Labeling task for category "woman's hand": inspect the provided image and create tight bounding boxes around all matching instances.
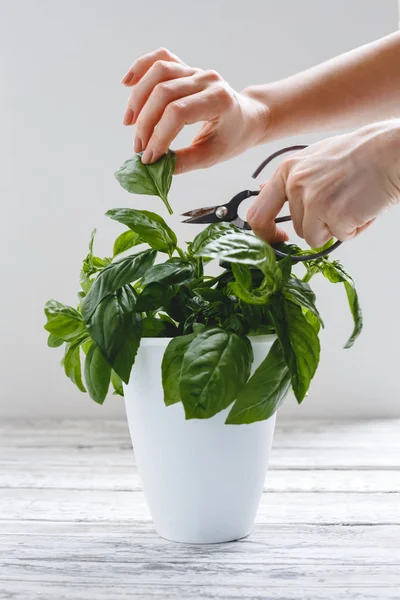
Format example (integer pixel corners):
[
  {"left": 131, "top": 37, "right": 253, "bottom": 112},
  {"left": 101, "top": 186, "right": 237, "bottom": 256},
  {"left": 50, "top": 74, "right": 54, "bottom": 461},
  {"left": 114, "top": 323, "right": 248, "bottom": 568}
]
[
  {"left": 121, "top": 48, "right": 269, "bottom": 174},
  {"left": 247, "top": 121, "right": 400, "bottom": 247}
]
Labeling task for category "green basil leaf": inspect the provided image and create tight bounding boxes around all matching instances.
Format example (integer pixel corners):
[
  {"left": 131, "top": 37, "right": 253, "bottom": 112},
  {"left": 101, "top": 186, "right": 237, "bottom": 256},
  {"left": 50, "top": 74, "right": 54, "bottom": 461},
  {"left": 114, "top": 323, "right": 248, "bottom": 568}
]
[
  {"left": 193, "top": 287, "right": 233, "bottom": 309},
  {"left": 277, "top": 256, "right": 292, "bottom": 284},
  {"left": 272, "top": 242, "right": 303, "bottom": 257},
  {"left": 229, "top": 282, "right": 270, "bottom": 305},
  {"left": 193, "top": 224, "right": 279, "bottom": 278},
  {"left": 179, "top": 328, "right": 253, "bottom": 419},
  {"left": 158, "top": 313, "right": 177, "bottom": 326},
  {"left": 248, "top": 324, "right": 276, "bottom": 336},
  {"left": 269, "top": 295, "right": 320, "bottom": 403},
  {"left": 136, "top": 282, "right": 178, "bottom": 313},
  {"left": 225, "top": 314, "right": 245, "bottom": 336},
  {"left": 301, "top": 238, "right": 335, "bottom": 256},
  {"left": 342, "top": 281, "right": 362, "bottom": 349},
  {"left": 142, "top": 316, "right": 177, "bottom": 337},
  {"left": 63, "top": 339, "right": 87, "bottom": 393},
  {"left": 107, "top": 208, "right": 176, "bottom": 255},
  {"left": 111, "top": 370, "right": 124, "bottom": 396},
  {"left": 47, "top": 333, "right": 64, "bottom": 348},
  {"left": 84, "top": 342, "right": 111, "bottom": 404},
  {"left": 321, "top": 261, "right": 363, "bottom": 348},
  {"left": 82, "top": 339, "right": 92, "bottom": 355},
  {"left": 162, "top": 332, "right": 197, "bottom": 406},
  {"left": 190, "top": 222, "right": 239, "bottom": 254},
  {"left": 231, "top": 263, "right": 252, "bottom": 290},
  {"left": 113, "top": 230, "right": 141, "bottom": 257},
  {"left": 184, "top": 294, "right": 228, "bottom": 328},
  {"left": 85, "top": 285, "right": 142, "bottom": 383},
  {"left": 114, "top": 150, "right": 176, "bottom": 214},
  {"left": 303, "top": 309, "right": 321, "bottom": 334},
  {"left": 141, "top": 258, "right": 196, "bottom": 287},
  {"left": 230, "top": 263, "right": 275, "bottom": 305},
  {"left": 82, "top": 249, "right": 156, "bottom": 322},
  {"left": 240, "top": 302, "right": 262, "bottom": 331},
  {"left": 80, "top": 229, "right": 111, "bottom": 283},
  {"left": 273, "top": 239, "right": 334, "bottom": 258},
  {"left": 88, "top": 229, "right": 96, "bottom": 254},
  {"left": 284, "top": 276, "right": 324, "bottom": 327},
  {"left": 321, "top": 261, "right": 346, "bottom": 283},
  {"left": 44, "top": 300, "right": 86, "bottom": 342},
  {"left": 226, "top": 340, "right": 291, "bottom": 424},
  {"left": 192, "top": 323, "right": 211, "bottom": 334},
  {"left": 163, "top": 286, "right": 192, "bottom": 323}
]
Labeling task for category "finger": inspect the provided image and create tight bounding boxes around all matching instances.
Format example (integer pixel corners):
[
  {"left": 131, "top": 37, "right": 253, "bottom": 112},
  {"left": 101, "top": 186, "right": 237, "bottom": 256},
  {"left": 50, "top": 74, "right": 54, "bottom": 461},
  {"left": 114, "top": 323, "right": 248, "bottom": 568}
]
[
  {"left": 327, "top": 219, "right": 358, "bottom": 243},
  {"left": 141, "top": 87, "right": 230, "bottom": 164},
  {"left": 288, "top": 193, "right": 305, "bottom": 239},
  {"left": 355, "top": 218, "right": 375, "bottom": 236},
  {"left": 246, "top": 168, "right": 289, "bottom": 243},
  {"left": 328, "top": 216, "right": 376, "bottom": 243},
  {"left": 302, "top": 212, "right": 333, "bottom": 248},
  {"left": 135, "top": 74, "right": 209, "bottom": 149},
  {"left": 123, "top": 61, "right": 195, "bottom": 127},
  {"left": 121, "top": 47, "right": 184, "bottom": 86}
]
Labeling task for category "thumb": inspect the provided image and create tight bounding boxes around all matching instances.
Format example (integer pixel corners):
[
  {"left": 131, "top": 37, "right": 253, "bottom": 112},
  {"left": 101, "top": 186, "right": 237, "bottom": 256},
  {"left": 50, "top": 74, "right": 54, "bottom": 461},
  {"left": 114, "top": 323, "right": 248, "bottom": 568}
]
[{"left": 247, "top": 168, "right": 289, "bottom": 243}]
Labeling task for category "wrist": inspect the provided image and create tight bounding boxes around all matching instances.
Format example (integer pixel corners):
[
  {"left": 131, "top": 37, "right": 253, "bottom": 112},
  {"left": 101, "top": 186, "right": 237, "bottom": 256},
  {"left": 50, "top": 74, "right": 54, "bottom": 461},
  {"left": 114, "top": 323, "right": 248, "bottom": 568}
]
[
  {"left": 359, "top": 120, "right": 400, "bottom": 202},
  {"left": 241, "top": 82, "right": 297, "bottom": 145},
  {"left": 240, "top": 85, "right": 274, "bottom": 146},
  {"left": 381, "top": 120, "right": 400, "bottom": 193},
  {"left": 365, "top": 120, "right": 400, "bottom": 170}
]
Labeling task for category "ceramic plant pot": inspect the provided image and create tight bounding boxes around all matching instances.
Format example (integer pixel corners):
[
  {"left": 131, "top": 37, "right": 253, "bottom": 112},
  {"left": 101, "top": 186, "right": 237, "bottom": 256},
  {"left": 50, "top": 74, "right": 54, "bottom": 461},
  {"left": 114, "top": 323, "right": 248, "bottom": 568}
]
[{"left": 124, "top": 336, "right": 277, "bottom": 544}]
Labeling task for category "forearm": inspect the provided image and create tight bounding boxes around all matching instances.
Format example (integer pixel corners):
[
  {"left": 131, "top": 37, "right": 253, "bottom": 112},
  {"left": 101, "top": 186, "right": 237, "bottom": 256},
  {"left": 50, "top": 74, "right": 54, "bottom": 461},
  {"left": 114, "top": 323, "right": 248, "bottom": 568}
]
[{"left": 245, "top": 32, "right": 400, "bottom": 142}]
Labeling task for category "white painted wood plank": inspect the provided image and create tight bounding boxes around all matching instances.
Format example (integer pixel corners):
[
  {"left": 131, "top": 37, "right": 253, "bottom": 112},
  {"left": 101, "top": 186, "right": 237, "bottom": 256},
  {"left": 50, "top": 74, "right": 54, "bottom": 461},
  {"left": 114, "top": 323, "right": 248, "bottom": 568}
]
[
  {"left": 0, "top": 421, "right": 400, "bottom": 600},
  {"left": 1, "top": 464, "right": 399, "bottom": 493},
  {"left": 1, "top": 560, "right": 400, "bottom": 587},
  {"left": 2, "top": 525, "right": 400, "bottom": 564},
  {"left": 1, "top": 419, "right": 399, "bottom": 599},
  {"left": 1, "top": 581, "right": 399, "bottom": 600},
  {"left": 0, "top": 520, "right": 394, "bottom": 538},
  {"left": 2, "top": 418, "right": 400, "bottom": 449},
  {"left": 2, "top": 445, "right": 399, "bottom": 469},
  {"left": 1, "top": 488, "right": 399, "bottom": 524}
]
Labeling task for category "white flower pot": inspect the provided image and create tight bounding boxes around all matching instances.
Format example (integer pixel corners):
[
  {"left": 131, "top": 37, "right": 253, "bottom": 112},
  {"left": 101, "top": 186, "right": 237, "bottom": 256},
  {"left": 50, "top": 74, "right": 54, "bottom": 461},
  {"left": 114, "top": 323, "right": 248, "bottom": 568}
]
[{"left": 124, "top": 335, "right": 277, "bottom": 544}]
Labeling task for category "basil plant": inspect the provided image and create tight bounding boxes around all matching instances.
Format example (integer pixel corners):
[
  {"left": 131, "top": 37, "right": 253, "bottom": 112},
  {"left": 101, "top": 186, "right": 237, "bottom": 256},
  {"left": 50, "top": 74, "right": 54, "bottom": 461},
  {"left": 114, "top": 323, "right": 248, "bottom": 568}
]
[{"left": 44, "top": 152, "right": 362, "bottom": 424}]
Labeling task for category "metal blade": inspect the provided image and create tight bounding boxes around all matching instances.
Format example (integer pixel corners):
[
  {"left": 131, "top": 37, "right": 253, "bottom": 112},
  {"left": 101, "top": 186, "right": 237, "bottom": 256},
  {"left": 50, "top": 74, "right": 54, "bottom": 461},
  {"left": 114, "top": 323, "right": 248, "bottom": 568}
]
[
  {"left": 232, "top": 217, "right": 252, "bottom": 231},
  {"left": 182, "top": 213, "right": 221, "bottom": 224},
  {"left": 181, "top": 205, "right": 221, "bottom": 224},
  {"left": 181, "top": 205, "right": 217, "bottom": 218}
]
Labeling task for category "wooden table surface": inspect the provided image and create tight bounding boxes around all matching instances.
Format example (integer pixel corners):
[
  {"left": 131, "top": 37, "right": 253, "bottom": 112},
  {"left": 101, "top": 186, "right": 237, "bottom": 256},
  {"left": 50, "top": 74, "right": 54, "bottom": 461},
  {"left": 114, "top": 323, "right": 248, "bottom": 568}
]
[{"left": 1, "top": 418, "right": 399, "bottom": 599}]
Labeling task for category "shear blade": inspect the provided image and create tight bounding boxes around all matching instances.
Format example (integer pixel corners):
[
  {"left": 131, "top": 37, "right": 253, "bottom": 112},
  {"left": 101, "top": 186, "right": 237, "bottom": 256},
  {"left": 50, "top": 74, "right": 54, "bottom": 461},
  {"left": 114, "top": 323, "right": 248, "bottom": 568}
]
[{"left": 181, "top": 205, "right": 217, "bottom": 219}]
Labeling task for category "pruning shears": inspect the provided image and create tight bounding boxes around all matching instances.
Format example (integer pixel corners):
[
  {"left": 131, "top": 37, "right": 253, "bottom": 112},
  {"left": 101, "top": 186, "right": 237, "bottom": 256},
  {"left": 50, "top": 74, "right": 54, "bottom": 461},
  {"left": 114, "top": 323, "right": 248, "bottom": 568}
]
[{"left": 181, "top": 145, "right": 342, "bottom": 263}]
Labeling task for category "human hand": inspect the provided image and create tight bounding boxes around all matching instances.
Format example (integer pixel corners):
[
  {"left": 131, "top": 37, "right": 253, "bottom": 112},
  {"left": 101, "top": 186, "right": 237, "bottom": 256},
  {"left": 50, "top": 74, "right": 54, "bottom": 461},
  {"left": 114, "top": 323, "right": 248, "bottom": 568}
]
[
  {"left": 247, "top": 121, "right": 400, "bottom": 247},
  {"left": 121, "top": 48, "right": 268, "bottom": 174}
]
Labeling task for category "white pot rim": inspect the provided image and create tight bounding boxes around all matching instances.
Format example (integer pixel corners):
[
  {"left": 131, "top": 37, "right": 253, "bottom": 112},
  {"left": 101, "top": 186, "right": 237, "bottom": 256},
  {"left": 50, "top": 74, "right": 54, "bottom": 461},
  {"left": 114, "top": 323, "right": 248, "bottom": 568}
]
[{"left": 139, "top": 334, "right": 276, "bottom": 347}]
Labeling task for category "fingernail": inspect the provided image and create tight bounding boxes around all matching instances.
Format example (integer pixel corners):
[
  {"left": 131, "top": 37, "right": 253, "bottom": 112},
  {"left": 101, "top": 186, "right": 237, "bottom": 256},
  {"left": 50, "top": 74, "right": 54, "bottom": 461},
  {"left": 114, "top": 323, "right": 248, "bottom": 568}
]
[
  {"left": 134, "top": 137, "right": 143, "bottom": 153},
  {"left": 121, "top": 71, "right": 134, "bottom": 85},
  {"left": 123, "top": 108, "right": 134, "bottom": 125},
  {"left": 141, "top": 149, "right": 153, "bottom": 164}
]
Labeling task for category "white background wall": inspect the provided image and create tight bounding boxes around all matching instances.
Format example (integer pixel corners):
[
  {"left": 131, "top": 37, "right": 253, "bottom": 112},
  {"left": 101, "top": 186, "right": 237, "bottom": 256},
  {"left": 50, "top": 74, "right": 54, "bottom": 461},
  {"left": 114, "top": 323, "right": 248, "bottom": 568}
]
[{"left": 0, "top": 0, "right": 398, "bottom": 419}]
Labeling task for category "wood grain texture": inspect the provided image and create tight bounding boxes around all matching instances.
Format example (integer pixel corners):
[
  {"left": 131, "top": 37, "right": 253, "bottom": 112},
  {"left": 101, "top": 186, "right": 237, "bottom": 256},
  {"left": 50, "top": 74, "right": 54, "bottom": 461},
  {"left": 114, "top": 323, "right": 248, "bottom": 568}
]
[
  {"left": 0, "top": 418, "right": 399, "bottom": 599},
  {"left": 2, "top": 581, "right": 400, "bottom": 600},
  {"left": 2, "top": 464, "right": 400, "bottom": 492}
]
